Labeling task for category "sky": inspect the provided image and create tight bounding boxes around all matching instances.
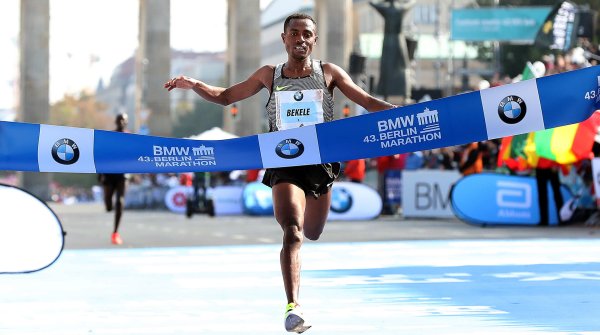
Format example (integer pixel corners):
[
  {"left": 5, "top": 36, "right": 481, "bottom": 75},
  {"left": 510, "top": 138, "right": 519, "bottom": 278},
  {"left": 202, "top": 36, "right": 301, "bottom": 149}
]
[{"left": 0, "top": 0, "right": 271, "bottom": 109}]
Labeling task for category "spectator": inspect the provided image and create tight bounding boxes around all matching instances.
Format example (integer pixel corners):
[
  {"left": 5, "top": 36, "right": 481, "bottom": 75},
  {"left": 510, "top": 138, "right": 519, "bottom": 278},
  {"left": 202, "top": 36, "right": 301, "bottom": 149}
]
[
  {"left": 459, "top": 142, "right": 483, "bottom": 176},
  {"left": 344, "top": 159, "right": 366, "bottom": 183},
  {"left": 535, "top": 158, "right": 565, "bottom": 226},
  {"left": 246, "top": 169, "right": 261, "bottom": 183}
]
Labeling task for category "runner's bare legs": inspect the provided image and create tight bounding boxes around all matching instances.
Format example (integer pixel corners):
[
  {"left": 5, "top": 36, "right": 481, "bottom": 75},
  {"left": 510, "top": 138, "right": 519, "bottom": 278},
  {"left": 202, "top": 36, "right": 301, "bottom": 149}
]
[
  {"left": 273, "top": 182, "right": 331, "bottom": 305},
  {"left": 113, "top": 179, "right": 125, "bottom": 234}
]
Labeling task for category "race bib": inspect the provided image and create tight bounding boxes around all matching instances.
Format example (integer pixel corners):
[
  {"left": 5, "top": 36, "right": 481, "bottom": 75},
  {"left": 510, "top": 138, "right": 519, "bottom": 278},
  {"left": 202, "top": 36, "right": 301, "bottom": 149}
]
[{"left": 275, "top": 89, "right": 324, "bottom": 130}]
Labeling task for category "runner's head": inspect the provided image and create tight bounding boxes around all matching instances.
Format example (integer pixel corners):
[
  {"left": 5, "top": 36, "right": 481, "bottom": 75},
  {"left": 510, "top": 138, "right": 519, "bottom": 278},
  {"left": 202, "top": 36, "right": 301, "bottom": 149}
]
[
  {"left": 115, "top": 113, "right": 128, "bottom": 131},
  {"left": 282, "top": 13, "right": 317, "bottom": 61}
]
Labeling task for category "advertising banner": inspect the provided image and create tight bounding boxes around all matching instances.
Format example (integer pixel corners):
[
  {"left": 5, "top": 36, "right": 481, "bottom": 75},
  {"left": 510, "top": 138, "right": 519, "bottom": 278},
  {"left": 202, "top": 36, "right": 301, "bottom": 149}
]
[
  {"left": 451, "top": 7, "right": 551, "bottom": 42},
  {"left": 164, "top": 185, "right": 244, "bottom": 216},
  {"left": 242, "top": 182, "right": 274, "bottom": 216},
  {"left": 164, "top": 186, "right": 192, "bottom": 214},
  {"left": 384, "top": 170, "right": 402, "bottom": 208},
  {"left": 534, "top": 1, "right": 580, "bottom": 52},
  {"left": 402, "top": 170, "right": 461, "bottom": 218},
  {"left": 241, "top": 181, "right": 382, "bottom": 220},
  {"left": 451, "top": 173, "right": 572, "bottom": 226},
  {"left": 208, "top": 186, "right": 244, "bottom": 216},
  {"left": 327, "top": 182, "right": 382, "bottom": 221},
  {"left": 1, "top": 66, "right": 600, "bottom": 174}
]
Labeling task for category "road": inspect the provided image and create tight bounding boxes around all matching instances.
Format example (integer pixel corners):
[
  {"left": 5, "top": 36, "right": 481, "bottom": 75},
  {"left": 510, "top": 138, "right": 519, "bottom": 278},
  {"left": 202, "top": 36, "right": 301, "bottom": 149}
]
[
  {"left": 52, "top": 203, "right": 599, "bottom": 249},
  {"left": 1, "top": 203, "right": 599, "bottom": 335}
]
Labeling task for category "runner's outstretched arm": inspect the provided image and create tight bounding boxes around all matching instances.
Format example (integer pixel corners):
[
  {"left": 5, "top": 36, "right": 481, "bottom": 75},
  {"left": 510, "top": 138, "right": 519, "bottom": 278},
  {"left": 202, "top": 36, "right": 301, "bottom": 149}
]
[{"left": 164, "top": 65, "right": 274, "bottom": 106}]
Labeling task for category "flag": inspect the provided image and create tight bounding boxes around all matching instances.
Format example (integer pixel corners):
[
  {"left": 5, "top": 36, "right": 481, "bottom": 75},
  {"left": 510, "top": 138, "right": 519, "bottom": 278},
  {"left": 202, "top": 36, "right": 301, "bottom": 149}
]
[
  {"left": 499, "top": 111, "right": 600, "bottom": 169},
  {"left": 532, "top": 111, "right": 600, "bottom": 165},
  {"left": 521, "top": 61, "right": 545, "bottom": 81},
  {"left": 534, "top": 1, "right": 580, "bottom": 52},
  {"left": 498, "top": 133, "right": 531, "bottom": 171}
]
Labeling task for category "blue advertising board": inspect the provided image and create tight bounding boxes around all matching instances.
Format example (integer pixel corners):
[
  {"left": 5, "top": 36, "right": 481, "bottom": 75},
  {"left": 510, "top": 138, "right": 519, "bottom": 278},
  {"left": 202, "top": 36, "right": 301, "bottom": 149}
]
[
  {"left": 451, "top": 173, "right": 572, "bottom": 226},
  {"left": 451, "top": 7, "right": 551, "bottom": 42},
  {"left": 241, "top": 182, "right": 382, "bottom": 220}
]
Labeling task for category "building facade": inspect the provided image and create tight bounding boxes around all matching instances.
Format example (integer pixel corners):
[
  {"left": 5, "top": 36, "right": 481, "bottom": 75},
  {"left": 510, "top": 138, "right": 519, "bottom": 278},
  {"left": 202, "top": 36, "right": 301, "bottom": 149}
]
[{"left": 96, "top": 50, "right": 226, "bottom": 133}]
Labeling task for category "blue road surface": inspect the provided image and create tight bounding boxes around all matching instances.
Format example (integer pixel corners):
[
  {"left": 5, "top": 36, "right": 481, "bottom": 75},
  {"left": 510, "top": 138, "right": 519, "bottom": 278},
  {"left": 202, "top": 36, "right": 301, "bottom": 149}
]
[{"left": 1, "top": 239, "right": 600, "bottom": 334}]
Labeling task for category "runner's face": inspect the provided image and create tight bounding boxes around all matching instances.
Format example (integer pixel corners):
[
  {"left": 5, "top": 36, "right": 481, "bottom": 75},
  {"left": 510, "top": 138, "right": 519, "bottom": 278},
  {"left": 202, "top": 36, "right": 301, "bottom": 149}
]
[
  {"left": 282, "top": 19, "right": 317, "bottom": 61},
  {"left": 116, "top": 115, "right": 128, "bottom": 130}
]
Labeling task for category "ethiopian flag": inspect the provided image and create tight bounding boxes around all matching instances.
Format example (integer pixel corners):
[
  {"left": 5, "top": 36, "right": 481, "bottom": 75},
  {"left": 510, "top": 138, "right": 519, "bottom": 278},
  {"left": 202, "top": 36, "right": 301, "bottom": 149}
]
[
  {"left": 530, "top": 111, "right": 600, "bottom": 165},
  {"left": 499, "top": 111, "right": 600, "bottom": 169}
]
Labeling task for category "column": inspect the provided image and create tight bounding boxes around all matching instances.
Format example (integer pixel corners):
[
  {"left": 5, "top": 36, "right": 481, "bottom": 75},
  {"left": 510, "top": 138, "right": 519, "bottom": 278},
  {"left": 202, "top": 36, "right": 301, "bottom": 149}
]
[
  {"left": 315, "top": 0, "right": 353, "bottom": 117},
  {"left": 20, "top": 0, "right": 50, "bottom": 199},
  {"left": 138, "top": 0, "right": 171, "bottom": 136},
  {"left": 225, "top": 0, "right": 261, "bottom": 136}
]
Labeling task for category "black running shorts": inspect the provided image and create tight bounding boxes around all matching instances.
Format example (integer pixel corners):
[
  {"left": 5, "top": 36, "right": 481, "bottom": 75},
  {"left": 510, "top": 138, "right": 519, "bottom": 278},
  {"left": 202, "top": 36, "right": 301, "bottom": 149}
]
[{"left": 262, "top": 163, "right": 341, "bottom": 198}]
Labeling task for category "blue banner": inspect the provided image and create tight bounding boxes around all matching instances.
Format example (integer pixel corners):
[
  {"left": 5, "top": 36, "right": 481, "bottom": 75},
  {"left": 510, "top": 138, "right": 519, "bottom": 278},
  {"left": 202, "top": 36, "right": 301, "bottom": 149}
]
[
  {"left": 451, "top": 7, "right": 551, "bottom": 42},
  {"left": 242, "top": 182, "right": 274, "bottom": 216},
  {"left": 1, "top": 66, "right": 600, "bottom": 174},
  {"left": 451, "top": 173, "right": 572, "bottom": 226},
  {"left": 384, "top": 170, "right": 402, "bottom": 206}
]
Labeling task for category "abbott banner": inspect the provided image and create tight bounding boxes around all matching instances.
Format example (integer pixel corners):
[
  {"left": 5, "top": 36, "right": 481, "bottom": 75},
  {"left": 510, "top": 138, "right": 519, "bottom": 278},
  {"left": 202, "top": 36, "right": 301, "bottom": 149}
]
[
  {"left": 402, "top": 170, "right": 461, "bottom": 218},
  {"left": 451, "top": 173, "right": 572, "bottom": 225}
]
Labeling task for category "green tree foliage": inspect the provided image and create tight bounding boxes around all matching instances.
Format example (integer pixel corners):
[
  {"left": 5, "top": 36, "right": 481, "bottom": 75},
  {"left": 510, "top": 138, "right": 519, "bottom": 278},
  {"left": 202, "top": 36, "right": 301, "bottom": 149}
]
[
  {"left": 172, "top": 100, "right": 224, "bottom": 138},
  {"left": 50, "top": 92, "right": 111, "bottom": 129}
]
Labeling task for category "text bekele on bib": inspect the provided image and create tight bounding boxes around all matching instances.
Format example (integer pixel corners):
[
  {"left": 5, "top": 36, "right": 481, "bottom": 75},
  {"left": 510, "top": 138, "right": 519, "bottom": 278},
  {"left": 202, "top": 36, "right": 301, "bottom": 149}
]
[{"left": 275, "top": 89, "right": 324, "bottom": 130}]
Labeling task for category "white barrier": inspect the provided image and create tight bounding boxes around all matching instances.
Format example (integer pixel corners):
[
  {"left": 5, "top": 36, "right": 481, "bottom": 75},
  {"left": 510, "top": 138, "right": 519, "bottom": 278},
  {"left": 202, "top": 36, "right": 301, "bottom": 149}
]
[{"left": 402, "top": 170, "right": 461, "bottom": 218}]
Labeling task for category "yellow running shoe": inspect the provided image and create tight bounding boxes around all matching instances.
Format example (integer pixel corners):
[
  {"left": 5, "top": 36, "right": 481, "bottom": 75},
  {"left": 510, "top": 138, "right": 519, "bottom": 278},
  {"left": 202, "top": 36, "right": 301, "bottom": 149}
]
[{"left": 284, "top": 303, "right": 311, "bottom": 333}]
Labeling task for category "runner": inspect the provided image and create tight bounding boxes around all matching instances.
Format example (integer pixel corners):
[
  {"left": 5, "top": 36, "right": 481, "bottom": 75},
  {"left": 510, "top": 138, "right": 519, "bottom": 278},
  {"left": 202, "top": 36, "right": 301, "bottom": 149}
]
[
  {"left": 98, "top": 113, "right": 129, "bottom": 245},
  {"left": 165, "top": 13, "right": 394, "bottom": 332}
]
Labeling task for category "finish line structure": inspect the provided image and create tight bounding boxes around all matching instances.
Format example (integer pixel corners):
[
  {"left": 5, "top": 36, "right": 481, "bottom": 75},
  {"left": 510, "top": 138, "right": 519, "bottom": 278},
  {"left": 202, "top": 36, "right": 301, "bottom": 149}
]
[{"left": 1, "top": 66, "right": 600, "bottom": 174}]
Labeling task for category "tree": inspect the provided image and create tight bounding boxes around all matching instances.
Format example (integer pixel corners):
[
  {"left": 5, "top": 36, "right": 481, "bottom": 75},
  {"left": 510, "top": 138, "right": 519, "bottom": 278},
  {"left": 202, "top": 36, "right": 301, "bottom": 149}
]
[{"left": 50, "top": 91, "right": 111, "bottom": 129}]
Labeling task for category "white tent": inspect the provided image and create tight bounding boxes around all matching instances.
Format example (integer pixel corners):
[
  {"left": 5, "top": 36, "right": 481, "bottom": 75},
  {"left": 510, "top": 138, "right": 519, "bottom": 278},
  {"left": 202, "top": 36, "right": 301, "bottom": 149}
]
[{"left": 188, "top": 127, "right": 238, "bottom": 140}]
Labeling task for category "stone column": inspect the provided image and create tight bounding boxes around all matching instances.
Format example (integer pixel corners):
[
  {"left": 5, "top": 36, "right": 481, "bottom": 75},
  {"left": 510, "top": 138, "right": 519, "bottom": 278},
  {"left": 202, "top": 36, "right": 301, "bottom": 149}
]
[
  {"left": 225, "top": 0, "right": 261, "bottom": 136},
  {"left": 138, "top": 0, "right": 171, "bottom": 136},
  {"left": 20, "top": 0, "right": 50, "bottom": 200},
  {"left": 314, "top": 0, "right": 353, "bottom": 117}
]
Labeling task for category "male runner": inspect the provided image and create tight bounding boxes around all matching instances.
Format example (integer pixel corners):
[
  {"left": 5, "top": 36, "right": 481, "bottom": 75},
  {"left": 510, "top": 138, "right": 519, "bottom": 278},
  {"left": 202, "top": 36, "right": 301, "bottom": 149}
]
[
  {"left": 98, "top": 113, "right": 128, "bottom": 245},
  {"left": 165, "top": 13, "right": 394, "bottom": 332}
]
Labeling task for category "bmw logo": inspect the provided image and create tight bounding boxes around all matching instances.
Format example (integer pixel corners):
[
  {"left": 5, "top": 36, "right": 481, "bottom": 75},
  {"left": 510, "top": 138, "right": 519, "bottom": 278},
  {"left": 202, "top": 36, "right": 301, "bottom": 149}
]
[
  {"left": 275, "top": 138, "right": 304, "bottom": 159},
  {"left": 51, "top": 138, "right": 80, "bottom": 165},
  {"left": 330, "top": 187, "right": 353, "bottom": 213},
  {"left": 498, "top": 95, "right": 527, "bottom": 124},
  {"left": 294, "top": 91, "right": 303, "bottom": 101}
]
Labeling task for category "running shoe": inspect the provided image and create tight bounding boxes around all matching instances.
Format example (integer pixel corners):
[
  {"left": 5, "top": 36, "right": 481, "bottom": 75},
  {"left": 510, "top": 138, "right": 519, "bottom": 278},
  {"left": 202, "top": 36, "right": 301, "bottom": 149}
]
[
  {"left": 284, "top": 303, "right": 311, "bottom": 333},
  {"left": 111, "top": 232, "right": 123, "bottom": 245}
]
